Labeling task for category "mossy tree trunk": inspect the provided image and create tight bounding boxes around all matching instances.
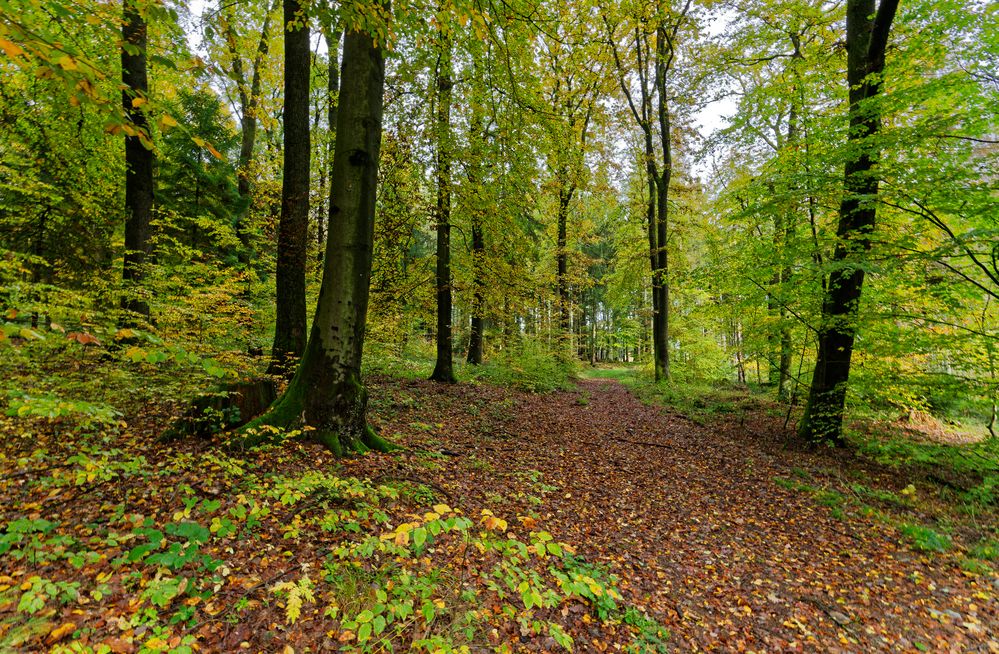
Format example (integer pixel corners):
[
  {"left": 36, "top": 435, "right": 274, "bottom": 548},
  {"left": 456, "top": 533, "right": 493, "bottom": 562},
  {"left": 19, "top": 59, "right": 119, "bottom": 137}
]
[
  {"left": 799, "top": 0, "right": 899, "bottom": 445},
  {"left": 242, "top": 9, "right": 389, "bottom": 455}
]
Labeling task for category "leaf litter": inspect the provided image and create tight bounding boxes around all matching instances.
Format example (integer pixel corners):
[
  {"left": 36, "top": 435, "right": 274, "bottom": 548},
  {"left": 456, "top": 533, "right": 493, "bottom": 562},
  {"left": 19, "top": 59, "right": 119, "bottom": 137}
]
[{"left": 0, "top": 376, "right": 995, "bottom": 652}]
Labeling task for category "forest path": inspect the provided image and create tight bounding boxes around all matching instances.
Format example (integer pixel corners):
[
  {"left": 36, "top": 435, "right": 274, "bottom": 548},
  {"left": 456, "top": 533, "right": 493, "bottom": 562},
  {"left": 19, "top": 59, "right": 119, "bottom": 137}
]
[{"left": 365, "top": 376, "right": 998, "bottom": 652}]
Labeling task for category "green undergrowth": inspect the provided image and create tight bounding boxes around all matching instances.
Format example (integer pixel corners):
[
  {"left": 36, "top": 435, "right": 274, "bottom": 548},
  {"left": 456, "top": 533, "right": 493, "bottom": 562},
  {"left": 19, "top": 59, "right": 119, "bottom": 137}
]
[
  {"left": 773, "top": 469, "right": 997, "bottom": 573},
  {"left": 853, "top": 431, "right": 999, "bottom": 510},
  {"left": 0, "top": 424, "right": 667, "bottom": 653},
  {"left": 581, "top": 366, "right": 765, "bottom": 424},
  {"left": 365, "top": 345, "right": 577, "bottom": 394}
]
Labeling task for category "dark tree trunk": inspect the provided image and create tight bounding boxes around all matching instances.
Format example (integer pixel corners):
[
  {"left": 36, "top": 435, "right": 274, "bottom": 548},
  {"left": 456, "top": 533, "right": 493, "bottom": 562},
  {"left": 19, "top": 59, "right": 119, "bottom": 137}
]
[
  {"left": 467, "top": 218, "right": 485, "bottom": 365},
  {"left": 268, "top": 0, "right": 310, "bottom": 375},
  {"left": 121, "top": 0, "right": 153, "bottom": 320},
  {"left": 556, "top": 181, "right": 574, "bottom": 354},
  {"left": 466, "top": 70, "right": 486, "bottom": 366},
  {"left": 799, "top": 0, "right": 899, "bottom": 444},
  {"left": 319, "top": 16, "right": 342, "bottom": 266},
  {"left": 430, "top": 34, "right": 457, "bottom": 383},
  {"left": 241, "top": 13, "right": 388, "bottom": 455}
]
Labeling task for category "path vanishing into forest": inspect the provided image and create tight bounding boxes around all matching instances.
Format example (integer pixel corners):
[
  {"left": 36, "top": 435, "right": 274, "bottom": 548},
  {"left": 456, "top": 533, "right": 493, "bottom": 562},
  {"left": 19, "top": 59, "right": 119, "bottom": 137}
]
[{"left": 355, "top": 376, "right": 999, "bottom": 652}]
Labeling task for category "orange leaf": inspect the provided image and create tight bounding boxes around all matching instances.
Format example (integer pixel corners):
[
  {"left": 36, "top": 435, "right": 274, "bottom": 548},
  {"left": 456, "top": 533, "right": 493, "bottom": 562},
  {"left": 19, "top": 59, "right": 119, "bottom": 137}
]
[{"left": 0, "top": 39, "right": 25, "bottom": 57}]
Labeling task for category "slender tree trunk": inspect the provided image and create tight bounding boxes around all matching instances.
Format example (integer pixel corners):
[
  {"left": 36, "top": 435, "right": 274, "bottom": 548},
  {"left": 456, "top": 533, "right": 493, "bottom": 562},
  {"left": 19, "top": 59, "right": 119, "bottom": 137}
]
[
  {"left": 799, "top": 0, "right": 899, "bottom": 444},
  {"left": 241, "top": 11, "right": 388, "bottom": 455},
  {"left": 319, "top": 16, "right": 342, "bottom": 266},
  {"left": 467, "top": 217, "right": 485, "bottom": 364},
  {"left": 121, "top": 0, "right": 153, "bottom": 320},
  {"left": 556, "top": 180, "right": 574, "bottom": 357},
  {"left": 225, "top": 0, "right": 276, "bottom": 263},
  {"left": 430, "top": 33, "right": 457, "bottom": 383},
  {"left": 268, "top": 0, "right": 310, "bottom": 375},
  {"left": 466, "top": 71, "right": 485, "bottom": 365}
]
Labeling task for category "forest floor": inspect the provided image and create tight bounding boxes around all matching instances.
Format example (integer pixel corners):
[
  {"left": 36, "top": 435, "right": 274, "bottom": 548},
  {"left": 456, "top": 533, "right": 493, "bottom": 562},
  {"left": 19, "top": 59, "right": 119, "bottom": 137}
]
[
  {"left": 363, "top": 376, "right": 998, "bottom": 653},
  {"left": 2, "top": 372, "right": 998, "bottom": 652}
]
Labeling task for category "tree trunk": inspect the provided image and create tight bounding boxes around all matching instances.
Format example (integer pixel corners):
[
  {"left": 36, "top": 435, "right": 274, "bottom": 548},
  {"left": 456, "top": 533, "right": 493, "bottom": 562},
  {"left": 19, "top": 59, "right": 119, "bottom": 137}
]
[
  {"left": 799, "top": 0, "right": 899, "bottom": 444},
  {"left": 466, "top": 70, "right": 485, "bottom": 366},
  {"left": 556, "top": 180, "right": 574, "bottom": 356},
  {"left": 121, "top": 0, "right": 153, "bottom": 320},
  {"left": 240, "top": 13, "right": 388, "bottom": 455},
  {"left": 467, "top": 217, "right": 485, "bottom": 364},
  {"left": 224, "top": 0, "right": 276, "bottom": 263},
  {"left": 430, "top": 33, "right": 457, "bottom": 383},
  {"left": 268, "top": 0, "right": 311, "bottom": 375},
  {"left": 319, "top": 16, "right": 342, "bottom": 266}
]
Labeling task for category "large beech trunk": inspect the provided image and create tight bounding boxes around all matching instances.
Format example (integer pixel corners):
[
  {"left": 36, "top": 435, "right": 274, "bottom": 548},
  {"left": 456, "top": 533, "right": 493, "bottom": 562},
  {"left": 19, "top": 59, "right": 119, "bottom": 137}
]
[
  {"left": 121, "top": 0, "right": 153, "bottom": 320},
  {"left": 799, "top": 0, "right": 899, "bottom": 444},
  {"left": 268, "top": 0, "right": 310, "bottom": 375},
  {"left": 241, "top": 11, "right": 388, "bottom": 455}
]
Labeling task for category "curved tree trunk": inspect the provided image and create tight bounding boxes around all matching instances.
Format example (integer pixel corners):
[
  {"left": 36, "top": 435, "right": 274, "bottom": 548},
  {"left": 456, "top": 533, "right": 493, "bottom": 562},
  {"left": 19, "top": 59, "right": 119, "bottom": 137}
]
[
  {"left": 799, "top": 0, "right": 899, "bottom": 445},
  {"left": 241, "top": 11, "right": 388, "bottom": 455},
  {"left": 121, "top": 0, "right": 153, "bottom": 320},
  {"left": 268, "top": 0, "right": 310, "bottom": 375}
]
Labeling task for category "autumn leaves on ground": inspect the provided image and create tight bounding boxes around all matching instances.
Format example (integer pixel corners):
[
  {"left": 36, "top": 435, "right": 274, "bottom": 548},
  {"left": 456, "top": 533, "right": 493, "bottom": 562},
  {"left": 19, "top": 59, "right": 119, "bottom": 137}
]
[{"left": 2, "top": 371, "right": 997, "bottom": 653}]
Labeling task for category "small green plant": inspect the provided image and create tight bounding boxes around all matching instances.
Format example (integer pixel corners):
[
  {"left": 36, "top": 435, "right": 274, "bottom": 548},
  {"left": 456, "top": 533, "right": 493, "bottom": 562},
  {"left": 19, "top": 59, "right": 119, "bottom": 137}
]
[
  {"left": 899, "top": 523, "right": 951, "bottom": 552},
  {"left": 3, "top": 390, "right": 122, "bottom": 430}
]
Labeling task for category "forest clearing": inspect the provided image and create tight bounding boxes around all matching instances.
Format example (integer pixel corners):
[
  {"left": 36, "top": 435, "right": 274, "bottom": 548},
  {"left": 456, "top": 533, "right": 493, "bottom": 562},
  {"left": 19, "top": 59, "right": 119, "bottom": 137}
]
[{"left": 1, "top": 0, "right": 998, "bottom": 650}]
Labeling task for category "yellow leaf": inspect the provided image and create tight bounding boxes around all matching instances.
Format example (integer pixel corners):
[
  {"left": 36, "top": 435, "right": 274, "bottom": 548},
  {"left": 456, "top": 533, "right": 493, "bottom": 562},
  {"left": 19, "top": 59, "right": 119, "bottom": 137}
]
[
  {"left": 159, "top": 113, "right": 178, "bottom": 129},
  {"left": 57, "top": 55, "right": 78, "bottom": 71},
  {"left": 0, "top": 39, "right": 25, "bottom": 57},
  {"left": 433, "top": 504, "right": 451, "bottom": 514},
  {"left": 206, "top": 144, "right": 223, "bottom": 160},
  {"left": 45, "top": 622, "right": 77, "bottom": 645},
  {"left": 132, "top": 96, "right": 147, "bottom": 108}
]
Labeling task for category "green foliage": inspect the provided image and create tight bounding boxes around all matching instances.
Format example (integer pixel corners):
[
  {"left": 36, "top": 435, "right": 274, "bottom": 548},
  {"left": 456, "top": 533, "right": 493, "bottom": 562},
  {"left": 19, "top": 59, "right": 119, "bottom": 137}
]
[
  {"left": 3, "top": 390, "right": 121, "bottom": 430},
  {"left": 898, "top": 523, "right": 952, "bottom": 553},
  {"left": 467, "top": 344, "right": 577, "bottom": 393}
]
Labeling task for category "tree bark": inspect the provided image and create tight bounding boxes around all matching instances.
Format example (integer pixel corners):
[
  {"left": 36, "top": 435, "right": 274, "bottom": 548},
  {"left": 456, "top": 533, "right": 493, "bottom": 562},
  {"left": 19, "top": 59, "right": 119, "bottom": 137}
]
[
  {"left": 121, "top": 0, "right": 153, "bottom": 320},
  {"left": 240, "top": 11, "right": 388, "bottom": 455},
  {"left": 268, "top": 0, "right": 311, "bottom": 375},
  {"left": 430, "top": 33, "right": 457, "bottom": 383},
  {"left": 467, "top": 217, "right": 485, "bottom": 364},
  {"left": 556, "top": 180, "right": 574, "bottom": 353},
  {"left": 318, "top": 15, "right": 342, "bottom": 266},
  {"left": 799, "top": 0, "right": 899, "bottom": 444}
]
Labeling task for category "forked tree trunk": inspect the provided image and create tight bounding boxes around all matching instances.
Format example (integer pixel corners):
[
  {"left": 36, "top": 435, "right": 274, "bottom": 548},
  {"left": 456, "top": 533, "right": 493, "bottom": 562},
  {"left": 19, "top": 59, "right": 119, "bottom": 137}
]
[
  {"left": 121, "top": 0, "right": 153, "bottom": 320},
  {"left": 268, "top": 0, "right": 310, "bottom": 375},
  {"left": 223, "top": 0, "right": 276, "bottom": 262},
  {"left": 430, "top": 33, "right": 457, "bottom": 383},
  {"left": 240, "top": 13, "right": 388, "bottom": 455},
  {"left": 799, "top": 0, "right": 899, "bottom": 444}
]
